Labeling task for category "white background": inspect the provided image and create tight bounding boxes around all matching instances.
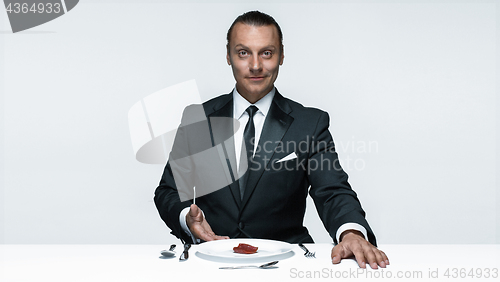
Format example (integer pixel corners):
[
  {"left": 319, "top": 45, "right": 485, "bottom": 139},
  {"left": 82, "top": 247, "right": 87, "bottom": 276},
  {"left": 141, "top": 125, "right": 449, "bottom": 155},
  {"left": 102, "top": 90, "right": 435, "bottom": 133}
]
[{"left": 0, "top": 0, "right": 498, "bottom": 244}]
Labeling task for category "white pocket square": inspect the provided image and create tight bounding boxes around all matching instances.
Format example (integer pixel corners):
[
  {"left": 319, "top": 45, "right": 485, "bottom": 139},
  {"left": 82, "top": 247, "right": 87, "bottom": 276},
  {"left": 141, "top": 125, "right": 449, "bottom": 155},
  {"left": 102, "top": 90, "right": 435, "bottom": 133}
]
[{"left": 276, "top": 152, "right": 298, "bottom": 163}]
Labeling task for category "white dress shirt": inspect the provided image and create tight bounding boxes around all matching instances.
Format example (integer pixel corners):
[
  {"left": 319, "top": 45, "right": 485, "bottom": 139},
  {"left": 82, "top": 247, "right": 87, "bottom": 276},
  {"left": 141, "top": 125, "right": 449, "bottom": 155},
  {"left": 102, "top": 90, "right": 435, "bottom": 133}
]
[
  {"left": 179, "top": 87, "right": 366, "bottom": 243},
  {"left": 233, "top": 87, "right": 275, "bottom": 169}
]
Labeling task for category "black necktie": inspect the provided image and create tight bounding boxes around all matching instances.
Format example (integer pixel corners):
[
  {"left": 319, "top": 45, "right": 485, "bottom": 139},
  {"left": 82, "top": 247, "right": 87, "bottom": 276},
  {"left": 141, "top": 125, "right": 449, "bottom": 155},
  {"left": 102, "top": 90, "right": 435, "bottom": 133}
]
[{"left": 239, "top": 105, "right": 258, "bottom": 199}]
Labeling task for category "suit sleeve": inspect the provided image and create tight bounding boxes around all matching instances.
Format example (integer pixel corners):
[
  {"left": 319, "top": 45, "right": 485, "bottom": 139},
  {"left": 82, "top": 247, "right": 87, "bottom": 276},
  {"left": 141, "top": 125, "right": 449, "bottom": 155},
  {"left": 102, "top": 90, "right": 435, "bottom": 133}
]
[
  {"left": 154, "top": 161, "right": 192, "bottom": 243},
  {"left": 307, "top": 111, "right": 377, "bottom": 246}
]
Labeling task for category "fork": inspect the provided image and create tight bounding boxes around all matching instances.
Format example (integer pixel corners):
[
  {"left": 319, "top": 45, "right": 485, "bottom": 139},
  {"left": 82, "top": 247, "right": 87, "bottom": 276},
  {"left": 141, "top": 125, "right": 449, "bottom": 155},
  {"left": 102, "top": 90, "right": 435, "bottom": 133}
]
[{"left": 298, "top": 243, "right": 316, "bottom": 258}]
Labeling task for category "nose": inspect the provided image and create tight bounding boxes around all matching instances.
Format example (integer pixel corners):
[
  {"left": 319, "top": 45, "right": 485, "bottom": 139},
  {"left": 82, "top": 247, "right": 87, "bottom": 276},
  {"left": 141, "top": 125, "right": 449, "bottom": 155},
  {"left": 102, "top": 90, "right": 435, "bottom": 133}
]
[{"left": 249, "top": 55, "right": 262, "bottom": 73}]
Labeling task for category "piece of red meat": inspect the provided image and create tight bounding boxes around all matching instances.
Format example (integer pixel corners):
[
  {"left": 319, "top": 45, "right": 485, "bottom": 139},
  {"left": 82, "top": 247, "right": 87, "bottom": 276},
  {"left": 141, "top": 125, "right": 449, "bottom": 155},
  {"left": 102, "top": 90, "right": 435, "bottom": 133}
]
[{"left": 233, "top": 243, "right": 258, "bottom": 254}]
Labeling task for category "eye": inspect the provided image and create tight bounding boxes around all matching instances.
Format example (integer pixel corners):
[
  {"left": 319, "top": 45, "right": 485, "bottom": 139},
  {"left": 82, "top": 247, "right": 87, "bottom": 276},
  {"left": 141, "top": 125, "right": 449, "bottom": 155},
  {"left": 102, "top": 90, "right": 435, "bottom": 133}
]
[
  {"left": 238, "top": 50, "right": 248, "bottom": 57},
  {"left": 262, "top": 51, "right": 272, "bottom": 58}
]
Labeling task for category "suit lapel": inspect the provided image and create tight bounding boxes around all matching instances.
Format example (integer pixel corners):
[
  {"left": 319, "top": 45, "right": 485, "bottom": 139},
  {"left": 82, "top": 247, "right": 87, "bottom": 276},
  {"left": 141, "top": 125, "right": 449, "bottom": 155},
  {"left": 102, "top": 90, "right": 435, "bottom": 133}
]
[
  {"left": 207, "top": 95, "right": 242, "bottom": 207},
  {"left": 240, "top": 91, "right": 294, "bottom": 210}
]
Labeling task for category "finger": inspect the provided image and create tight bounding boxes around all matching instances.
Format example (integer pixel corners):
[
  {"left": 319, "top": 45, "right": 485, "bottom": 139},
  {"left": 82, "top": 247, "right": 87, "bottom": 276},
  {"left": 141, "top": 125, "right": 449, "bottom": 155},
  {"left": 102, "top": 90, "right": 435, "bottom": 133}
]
[
  {"left": 202, "top": 222, "right": 229, "bottom": 240},
  {"left": 202, "top": 230, "right": 228, "bottom": 241},
  {"left": 204, "top": 232, "right": 228, "bottom": 241},
  {"left": 351, "top": 246, "right": 367, "bottom": 269},
  {"left": 380, "top": 250, "right": 390, "bottom": 265},
  {"left": 195, "top": 228, "right": 217, "bottom": 241},
  {"left": 373, "top": 249, "right": 387, "bottom": 268},
  {"left": 360, "top": 243, "right": 388, "bottom": 269},
  {"left": 362, "top": 247, "right": 379, "bottom": 269}
]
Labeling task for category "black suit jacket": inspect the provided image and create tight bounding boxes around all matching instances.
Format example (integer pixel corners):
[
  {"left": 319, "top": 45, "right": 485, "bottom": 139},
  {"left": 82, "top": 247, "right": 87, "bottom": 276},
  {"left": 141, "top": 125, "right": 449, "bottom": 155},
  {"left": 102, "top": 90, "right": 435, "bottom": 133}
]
[{"left": 154, "top": 90, "right": 376, "bottom": 245}]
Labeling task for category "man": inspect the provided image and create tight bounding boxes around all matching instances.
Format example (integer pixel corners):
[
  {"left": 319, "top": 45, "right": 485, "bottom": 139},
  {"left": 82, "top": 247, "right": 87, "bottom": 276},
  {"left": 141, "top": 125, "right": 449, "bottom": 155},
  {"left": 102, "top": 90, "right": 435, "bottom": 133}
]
[{"left": 154, "top": 11, "right": 388, "bottom": 269}]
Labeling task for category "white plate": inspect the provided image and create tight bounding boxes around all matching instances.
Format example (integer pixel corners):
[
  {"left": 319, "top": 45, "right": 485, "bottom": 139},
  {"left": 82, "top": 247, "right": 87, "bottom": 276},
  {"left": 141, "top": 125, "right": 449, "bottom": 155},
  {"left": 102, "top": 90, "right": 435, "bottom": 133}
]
[{"left": 195, "top": 238, "right": 295, "bottom": 263}]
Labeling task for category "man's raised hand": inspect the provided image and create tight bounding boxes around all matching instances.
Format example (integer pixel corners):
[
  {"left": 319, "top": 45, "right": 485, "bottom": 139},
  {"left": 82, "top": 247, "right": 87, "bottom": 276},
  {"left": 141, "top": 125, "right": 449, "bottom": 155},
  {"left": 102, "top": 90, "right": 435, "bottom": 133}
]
[{"left": 185, "top": 204, "right": 229, "bottom": 241}]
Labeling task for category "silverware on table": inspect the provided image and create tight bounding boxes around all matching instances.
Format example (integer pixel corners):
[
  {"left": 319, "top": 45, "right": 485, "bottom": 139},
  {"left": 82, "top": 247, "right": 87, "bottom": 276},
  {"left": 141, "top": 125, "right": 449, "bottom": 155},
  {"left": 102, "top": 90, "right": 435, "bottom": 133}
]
[
  {"left": 219, "top": 261, "right": 279, "bottom": 269},
  {"left": 298, "top": 243, "right": 316, "bottom": 258},
  {"left": 179, "top": 243, "right": 191, "bottom": 261},
  {"left": 160, "top": 244, "right": 176, "bottom": 257}
]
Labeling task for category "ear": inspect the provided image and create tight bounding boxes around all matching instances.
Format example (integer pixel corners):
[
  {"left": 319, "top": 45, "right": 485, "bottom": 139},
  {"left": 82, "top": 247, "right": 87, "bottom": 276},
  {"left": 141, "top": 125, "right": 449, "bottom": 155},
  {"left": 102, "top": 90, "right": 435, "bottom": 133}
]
[
  {"left": 226, "top": 44, "right": 231, "bottom": 65},
  {"left": 279, "top": 44, "right": 285, "bottom": 65}
]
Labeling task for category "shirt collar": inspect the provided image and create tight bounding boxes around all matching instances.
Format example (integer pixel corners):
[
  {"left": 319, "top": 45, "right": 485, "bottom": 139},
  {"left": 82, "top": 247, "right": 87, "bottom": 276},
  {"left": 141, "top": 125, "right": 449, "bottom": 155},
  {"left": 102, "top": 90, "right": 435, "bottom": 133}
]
[{"left": 233, "top": 87, "right": 275, "bottom": 120}]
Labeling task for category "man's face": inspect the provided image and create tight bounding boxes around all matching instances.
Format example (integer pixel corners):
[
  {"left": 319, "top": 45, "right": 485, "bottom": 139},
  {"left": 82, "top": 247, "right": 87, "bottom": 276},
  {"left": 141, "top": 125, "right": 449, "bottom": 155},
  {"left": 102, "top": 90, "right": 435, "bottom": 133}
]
[{"left": 227, "top": 22, "right": 284, "bottom": 103}]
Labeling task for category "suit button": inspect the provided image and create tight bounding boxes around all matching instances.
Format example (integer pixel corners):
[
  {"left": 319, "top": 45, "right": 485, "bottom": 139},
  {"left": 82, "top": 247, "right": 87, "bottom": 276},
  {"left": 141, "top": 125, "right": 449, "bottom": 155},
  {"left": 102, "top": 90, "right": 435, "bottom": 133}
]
[{"left": 238, "top": 222, "right": 245, "bottom": 229}]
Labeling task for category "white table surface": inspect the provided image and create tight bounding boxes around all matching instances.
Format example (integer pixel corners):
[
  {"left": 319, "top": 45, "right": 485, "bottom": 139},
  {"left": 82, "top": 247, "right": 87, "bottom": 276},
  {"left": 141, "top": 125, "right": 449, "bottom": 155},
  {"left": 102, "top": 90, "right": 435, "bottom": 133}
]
[{"left": 1, "top": 244, "right": 499, "bottom": 281}]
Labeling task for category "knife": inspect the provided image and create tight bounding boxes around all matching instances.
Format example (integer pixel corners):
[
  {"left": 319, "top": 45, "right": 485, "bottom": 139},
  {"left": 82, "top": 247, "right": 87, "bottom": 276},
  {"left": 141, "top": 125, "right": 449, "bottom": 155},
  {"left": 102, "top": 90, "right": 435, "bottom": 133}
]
[{"left": 179, "top": 243, "right": 191, "bottom": 261}]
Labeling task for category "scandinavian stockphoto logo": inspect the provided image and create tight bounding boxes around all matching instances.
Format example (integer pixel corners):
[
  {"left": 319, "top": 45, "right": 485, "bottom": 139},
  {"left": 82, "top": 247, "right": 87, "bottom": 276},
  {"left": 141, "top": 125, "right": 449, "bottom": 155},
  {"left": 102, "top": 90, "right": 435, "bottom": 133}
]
[
  {"left": 3, "top": 0, "right": 79, "bottom": 33},
  {"left": 128, "top": 80, "right": 245, "bottom": 202}
]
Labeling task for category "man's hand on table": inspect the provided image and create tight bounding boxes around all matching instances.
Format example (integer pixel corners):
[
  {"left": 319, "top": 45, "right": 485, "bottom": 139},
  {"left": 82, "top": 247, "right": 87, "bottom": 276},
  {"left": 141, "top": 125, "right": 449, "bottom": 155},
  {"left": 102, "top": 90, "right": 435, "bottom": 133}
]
[
  {"left": 186, "top": 204, "right": 229, "bottom": 242},
  {"left": 331, "top": 230, "right": 389, "bottom": 269}
]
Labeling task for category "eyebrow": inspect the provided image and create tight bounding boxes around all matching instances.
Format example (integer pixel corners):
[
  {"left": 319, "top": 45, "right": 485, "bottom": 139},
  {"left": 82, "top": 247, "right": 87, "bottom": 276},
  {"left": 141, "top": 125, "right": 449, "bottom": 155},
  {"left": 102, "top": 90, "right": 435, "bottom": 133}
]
[{"left": 234, "top": 44, "right": 277, "bottom": 51}]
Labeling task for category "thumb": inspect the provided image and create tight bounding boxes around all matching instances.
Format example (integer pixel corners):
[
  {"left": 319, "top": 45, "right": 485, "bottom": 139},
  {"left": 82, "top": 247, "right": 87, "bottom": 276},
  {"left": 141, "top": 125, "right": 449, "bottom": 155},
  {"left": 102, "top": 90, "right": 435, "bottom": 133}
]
[
  {"left": 189, "top": 204, "right": 202, "bottom": 220},
  {"left": 331, "top": 244, "right": 349, "bottom": 264}
]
